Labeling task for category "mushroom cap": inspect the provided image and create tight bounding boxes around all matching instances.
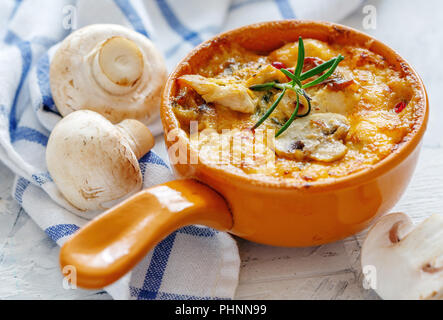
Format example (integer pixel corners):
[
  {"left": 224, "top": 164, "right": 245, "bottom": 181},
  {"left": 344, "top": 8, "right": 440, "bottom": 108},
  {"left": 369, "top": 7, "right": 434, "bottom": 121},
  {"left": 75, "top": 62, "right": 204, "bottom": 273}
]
[
  {"left": 50, "top": 24, "right": 167, "bottom": 126},
  {"left": 46, "top": 110, "right": 153, "bottom": 211},
  {"left": 361, "top": 212, "right": 443, "bottom": 300}
]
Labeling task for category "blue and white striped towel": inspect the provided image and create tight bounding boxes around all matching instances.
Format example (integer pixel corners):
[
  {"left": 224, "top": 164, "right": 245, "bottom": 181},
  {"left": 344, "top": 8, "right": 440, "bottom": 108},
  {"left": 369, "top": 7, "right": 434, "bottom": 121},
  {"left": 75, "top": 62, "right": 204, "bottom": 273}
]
[{"left": 0, "top": 0, "right": 362, "bottom": 300}]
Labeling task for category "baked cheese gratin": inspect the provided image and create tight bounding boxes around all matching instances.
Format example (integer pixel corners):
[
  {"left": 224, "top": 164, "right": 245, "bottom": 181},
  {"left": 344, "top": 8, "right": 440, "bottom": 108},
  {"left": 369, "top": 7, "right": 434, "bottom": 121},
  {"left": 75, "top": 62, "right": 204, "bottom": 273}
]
[{"left": 171, "top": 38, "right": 424, "bottom": 183}]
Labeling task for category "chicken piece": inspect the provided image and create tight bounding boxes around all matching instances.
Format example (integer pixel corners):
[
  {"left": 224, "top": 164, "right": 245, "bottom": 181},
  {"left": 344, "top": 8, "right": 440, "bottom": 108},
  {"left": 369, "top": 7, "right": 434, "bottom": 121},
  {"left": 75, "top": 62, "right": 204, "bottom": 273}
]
[
  {"left": 179, "top": 74, "right": 257, "bottom": 113},
  {"left": 275, "top": 113, "right": 350, "bottom": 162}
]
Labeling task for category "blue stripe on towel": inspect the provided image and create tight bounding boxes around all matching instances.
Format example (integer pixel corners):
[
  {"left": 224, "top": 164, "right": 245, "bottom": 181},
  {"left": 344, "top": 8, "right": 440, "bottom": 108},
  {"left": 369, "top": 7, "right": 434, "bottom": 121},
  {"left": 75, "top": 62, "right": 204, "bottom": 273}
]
[
  {"left": 157, "top": 292, "right": 225, "bottom": 300},
  {"left": 229, "top": 0, "right": 268, "bottom": 11},
  {"left": 164, "top": 24, "right": 218, "bottom": 59},
  {"left": 8, "top": 0, "right": 23, "bottom": 21},
  {"left": 178, "top": 226, "right": 216, "bottom": 238},
  {"left": 129, "top": 289, "right": 224, "bottom": 300},
  {"left": 156, "top": 292, "right": 212, "bottom": 300},
  {"left": 136, "top": 232, "right": 177, "bottom": 300},
  {"left": 11, "top": 126, "right": 48, "bottom": 146},
  {"left": 14, "top": 177, "right": 30, "bottom": 205},
  {"left": 45, "top": 224, "right": 80, "bottom": 242},
  {"left": 36, "top": 54, "right": 58, "bottom": 113},
  {"left": 32, "top": 172, "right": 52, "bottom": 185},
  {"left": 275, "top": 0, "right": 296, "bottom": 19},
  {"left": 139, "top": 151, "right": 169, "bottom": 169},
  {"left": 155, "top": 0, "right": 203, "bottom": 46},
  {"left": 4, "top": 31, "right": 32, "bottom": 136},
  {"left": 31, "top": 36, "right": 59, "bottom": 49},
  {"left": 155, "top": 292, "right": 210, "bottom": 300},
  {"left": 114, "top": 0, "right": 150, "bottom": 37}
]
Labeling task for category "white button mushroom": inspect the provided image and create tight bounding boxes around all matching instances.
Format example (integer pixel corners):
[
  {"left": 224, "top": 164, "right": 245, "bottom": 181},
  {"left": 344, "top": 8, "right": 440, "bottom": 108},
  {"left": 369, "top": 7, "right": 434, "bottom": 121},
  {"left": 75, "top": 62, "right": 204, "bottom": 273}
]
[
  {"left": 361, "top": 212, "right": 443, "bottom": 300},
  {"left": 46, "top": 110, "right": 155, "bottom": 211},
  {"left": 274, "top": 113, "right": 350, "bottom": 162},
  {"left": 50, "top": 24, "right": 167, "bottom": 126}
]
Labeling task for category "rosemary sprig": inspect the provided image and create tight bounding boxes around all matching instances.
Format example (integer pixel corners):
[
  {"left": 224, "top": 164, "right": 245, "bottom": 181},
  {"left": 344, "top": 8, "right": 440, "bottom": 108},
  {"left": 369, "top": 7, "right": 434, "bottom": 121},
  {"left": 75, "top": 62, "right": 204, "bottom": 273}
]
[
  {"left": 253, "top": 88, "right": 287, "bottom": 130},
  {"left": 293, "top": 36, "right": 305, "bottom": 79},
  {"left": 302, "top": 55, "right": 344, "bottom": 89},
  {"left": 300, "top": 57, "right": 338, "bottom": 81},
  {"left": 276, "top": 93, "right": 300, "bottom": 137},
  {"left": 250, "top": 37, "right": 344, "bottom": 137}
]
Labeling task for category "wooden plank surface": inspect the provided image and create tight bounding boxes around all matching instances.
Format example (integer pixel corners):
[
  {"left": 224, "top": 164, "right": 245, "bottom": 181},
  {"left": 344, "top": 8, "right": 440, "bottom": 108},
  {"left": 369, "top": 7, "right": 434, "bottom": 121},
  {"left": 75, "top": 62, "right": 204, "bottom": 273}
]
[{"left": 0, "top": 0, "right": 442, "bottom": 299}]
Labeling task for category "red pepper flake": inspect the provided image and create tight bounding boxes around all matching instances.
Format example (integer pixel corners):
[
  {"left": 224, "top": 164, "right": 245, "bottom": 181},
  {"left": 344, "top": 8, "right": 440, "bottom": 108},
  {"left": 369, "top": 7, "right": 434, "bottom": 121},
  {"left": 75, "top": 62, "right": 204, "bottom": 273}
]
[
  {"left": 271, "top": 61, "right": 286, "bottom": 69},
  {"left": 394, "top": 101, "right": 407, "bottom": 113},
  {"left": 271, "top": 62, "right": 294, "bottom": 80},
  {"left": 302, "top": 57, "right": 324, "bottom": 73}
]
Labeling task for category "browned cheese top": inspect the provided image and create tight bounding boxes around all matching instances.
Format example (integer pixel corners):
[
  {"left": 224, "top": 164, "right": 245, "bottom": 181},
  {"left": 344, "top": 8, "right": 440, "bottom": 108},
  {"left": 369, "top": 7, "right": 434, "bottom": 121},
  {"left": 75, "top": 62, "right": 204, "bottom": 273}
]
[{"left": 171, "top": 39, "right": 424, "bottom": 184}]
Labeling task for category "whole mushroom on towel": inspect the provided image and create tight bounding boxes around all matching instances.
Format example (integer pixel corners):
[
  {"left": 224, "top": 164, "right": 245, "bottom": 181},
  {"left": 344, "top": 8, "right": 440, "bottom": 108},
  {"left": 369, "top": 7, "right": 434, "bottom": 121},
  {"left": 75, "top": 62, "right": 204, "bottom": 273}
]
[
  {"left": 46, "top": 110, "right": 155, "bottom": 211},
  {"left": 361, "top": 212, "right": 443, "bottom": 300},
  {"left": 50, "top": 24, "right": 168, "bottom": 126}
]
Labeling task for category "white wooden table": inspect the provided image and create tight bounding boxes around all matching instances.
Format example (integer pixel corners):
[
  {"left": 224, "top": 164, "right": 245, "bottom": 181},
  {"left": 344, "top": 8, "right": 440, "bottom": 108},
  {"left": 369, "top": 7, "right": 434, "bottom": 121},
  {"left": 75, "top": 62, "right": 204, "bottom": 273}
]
[{"left": 1, "top": 0, "right": 442, "bottom": 299}]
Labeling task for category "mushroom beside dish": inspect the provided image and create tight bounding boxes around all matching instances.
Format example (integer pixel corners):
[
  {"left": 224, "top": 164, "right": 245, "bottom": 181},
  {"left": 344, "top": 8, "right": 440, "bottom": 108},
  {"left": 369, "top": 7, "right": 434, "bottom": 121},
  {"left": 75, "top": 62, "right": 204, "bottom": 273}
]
[
  {"left": 46, "top": 110, "right": 155, "bottom": 211},
  {"left": 47, "top": 25, "right": 165, "bottom": 211},
  {"left": 362, "top": 212, "right": 443, "bottom": 300},
  {"left": 50, "top": 24, "right": 168, "bottom": 126}
]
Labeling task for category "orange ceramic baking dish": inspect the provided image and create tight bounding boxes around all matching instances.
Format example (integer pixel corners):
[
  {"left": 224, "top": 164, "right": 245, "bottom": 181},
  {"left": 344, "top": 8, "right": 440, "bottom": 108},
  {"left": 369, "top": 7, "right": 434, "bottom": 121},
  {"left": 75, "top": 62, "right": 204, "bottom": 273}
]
[{"left": 60, "top": 21, "right": 429, "bottom": 289}]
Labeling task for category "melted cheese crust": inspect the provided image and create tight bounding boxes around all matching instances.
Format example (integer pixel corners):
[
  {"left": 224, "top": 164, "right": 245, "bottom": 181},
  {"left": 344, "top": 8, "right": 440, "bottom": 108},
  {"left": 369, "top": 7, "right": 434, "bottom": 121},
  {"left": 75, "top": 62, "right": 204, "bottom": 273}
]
[{"left": 172, "top": 39, "right": 424, "bottom": 184}]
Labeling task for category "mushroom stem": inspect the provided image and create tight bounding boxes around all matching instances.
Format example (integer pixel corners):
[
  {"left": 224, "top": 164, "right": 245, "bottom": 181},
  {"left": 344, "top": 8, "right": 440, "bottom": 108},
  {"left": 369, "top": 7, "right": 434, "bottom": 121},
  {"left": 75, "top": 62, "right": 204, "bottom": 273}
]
[
  {"left": 117, "top": 119, "right": 155, "bottom": 159},
  {"left": 99, "top": 36, "right": 144, "bottom": 86},
  {"left": 92, "top": 36, "right": 145, "bottom": 96}
]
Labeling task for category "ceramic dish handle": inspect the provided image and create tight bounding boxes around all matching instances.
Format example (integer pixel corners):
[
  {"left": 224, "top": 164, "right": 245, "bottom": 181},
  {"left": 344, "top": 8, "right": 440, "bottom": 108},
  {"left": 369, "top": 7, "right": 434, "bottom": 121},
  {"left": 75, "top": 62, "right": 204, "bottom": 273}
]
[{"left": 59, "top": 179, "right": 233, "bottom": 289}]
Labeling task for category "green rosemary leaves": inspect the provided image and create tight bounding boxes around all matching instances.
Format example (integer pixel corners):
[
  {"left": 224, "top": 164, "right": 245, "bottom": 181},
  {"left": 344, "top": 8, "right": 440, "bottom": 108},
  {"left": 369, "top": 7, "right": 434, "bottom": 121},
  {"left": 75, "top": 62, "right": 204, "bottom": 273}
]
[{"left": 250, "top": 37, "right": 345, "bottom": 137}]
